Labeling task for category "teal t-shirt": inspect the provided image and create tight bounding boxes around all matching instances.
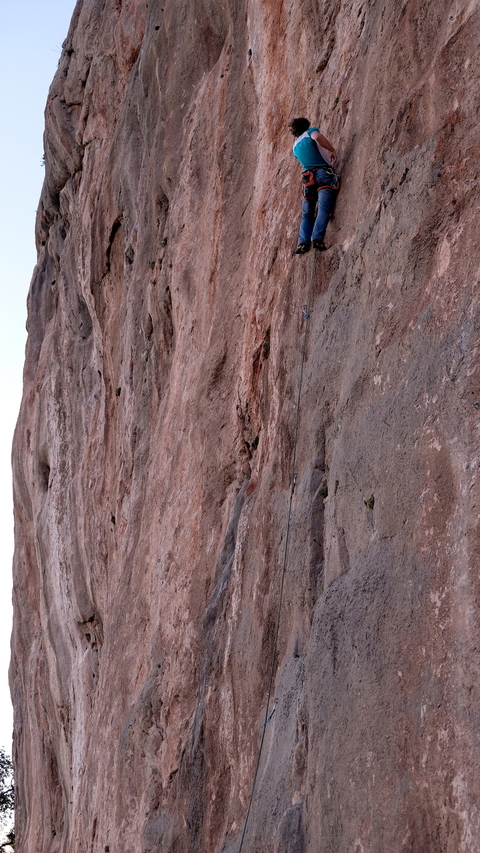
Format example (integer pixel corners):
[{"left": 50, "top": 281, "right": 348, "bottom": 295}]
[{"left": 292, "top": 127, "right": 330, "bottom": 170}]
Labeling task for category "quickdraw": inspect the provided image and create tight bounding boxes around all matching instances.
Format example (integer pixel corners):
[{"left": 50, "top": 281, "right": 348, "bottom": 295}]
[{"left": 301, "top": 166, "right": 340, "bottom": 199}]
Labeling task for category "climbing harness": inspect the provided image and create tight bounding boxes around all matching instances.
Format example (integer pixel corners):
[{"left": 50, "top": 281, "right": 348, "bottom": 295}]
[
  {"left": 301, "top": 166, "right": 340, "bottom": 199},
  {"left": 237, "top": 253, "right": 317, "bottom": 853},
  {"left": 301, "top": 169, "right": 318, "bottom": 199}
]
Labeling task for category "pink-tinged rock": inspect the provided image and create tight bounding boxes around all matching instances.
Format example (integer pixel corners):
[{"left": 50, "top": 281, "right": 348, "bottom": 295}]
[{"left": 11, "top": 0, "right": 480, "bottom": 851}]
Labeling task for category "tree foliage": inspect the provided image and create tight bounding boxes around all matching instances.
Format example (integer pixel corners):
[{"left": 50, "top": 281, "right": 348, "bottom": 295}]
[
  {"left": 0, "top": 829, "right": 14, "bottom": 852},
  {"left": 0, "top": 750, "right": 13, "bottom": 819},
  {"left": 0, "top": 747, "right": 14, "bottom": 849}
]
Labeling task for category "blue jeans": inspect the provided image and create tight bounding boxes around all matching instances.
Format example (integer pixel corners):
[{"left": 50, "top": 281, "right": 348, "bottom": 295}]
[{"left": 298, "top": 176, "right": 337, "bottom": 245}]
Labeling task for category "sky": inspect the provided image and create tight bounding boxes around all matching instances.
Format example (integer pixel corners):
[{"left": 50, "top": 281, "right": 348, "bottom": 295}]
[{"left": 0, "top": 0, "right": 78, "bottom": 755}]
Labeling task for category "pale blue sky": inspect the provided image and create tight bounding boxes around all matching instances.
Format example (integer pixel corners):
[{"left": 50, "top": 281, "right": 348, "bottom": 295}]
[{"left": 0, "top": 0, "right": 77, "bottom": 752}]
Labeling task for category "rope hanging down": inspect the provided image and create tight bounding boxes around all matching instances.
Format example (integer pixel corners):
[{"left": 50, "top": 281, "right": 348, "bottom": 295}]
[{"left": 237, "top": 254, "right": 316, "bottom": 853}]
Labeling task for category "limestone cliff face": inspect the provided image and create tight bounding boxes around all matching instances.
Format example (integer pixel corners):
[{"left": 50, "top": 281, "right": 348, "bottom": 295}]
[{"left": 11, "top": 0, "right": 480, "bottom": 850}]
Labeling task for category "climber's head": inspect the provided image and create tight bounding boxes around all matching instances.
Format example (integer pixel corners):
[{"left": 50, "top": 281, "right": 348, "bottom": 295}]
[{"left": 289, "top": 117, "right": 311, "bottom": 137}]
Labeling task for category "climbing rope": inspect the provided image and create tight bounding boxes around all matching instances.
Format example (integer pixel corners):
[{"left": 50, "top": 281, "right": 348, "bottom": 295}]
[{"left": 237, "top": 253, "right": 316, "bottom": 853}]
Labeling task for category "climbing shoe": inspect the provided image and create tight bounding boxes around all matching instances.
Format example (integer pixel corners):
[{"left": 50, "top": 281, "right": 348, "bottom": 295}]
[
  {"left": 294, "top": 242, "right": 311, "bottom": 255},
  {"left": 312, "top": 240, "right": 327, "bottom": 251}
]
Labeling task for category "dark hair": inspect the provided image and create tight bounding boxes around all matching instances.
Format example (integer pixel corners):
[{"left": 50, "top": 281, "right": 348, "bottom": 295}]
[{"left": 289, "top": 117, "right": 311, "bottom": 137}]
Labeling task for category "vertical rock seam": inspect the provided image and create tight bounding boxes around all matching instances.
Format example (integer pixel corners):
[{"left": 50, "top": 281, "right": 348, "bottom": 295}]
[{"left": 239, "top": 260, "right": 315, "bottom": 853}]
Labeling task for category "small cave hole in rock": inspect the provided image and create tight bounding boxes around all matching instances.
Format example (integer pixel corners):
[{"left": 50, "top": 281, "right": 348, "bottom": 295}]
[
  {"left": 106, "top": 219, "right": 122, "bottom": 272},
  {"left": 39, "top": 461, "right": 51, "bottom": 492},
  {"left": 262, "top": 327, "right": 271, "bottom": 360},
  {"left": 145, "top": 313, "right": 154, "bottom": 340}
]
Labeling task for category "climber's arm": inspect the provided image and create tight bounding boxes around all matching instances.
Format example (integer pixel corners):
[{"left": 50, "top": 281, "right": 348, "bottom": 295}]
[{"left": 311, "top": 130, "right": 338, "bottom": 165}]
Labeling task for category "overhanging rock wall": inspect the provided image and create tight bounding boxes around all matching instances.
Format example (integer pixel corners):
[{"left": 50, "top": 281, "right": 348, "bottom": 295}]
[{"left": 11, "top": 0, "right": 480, "bottom": 850}]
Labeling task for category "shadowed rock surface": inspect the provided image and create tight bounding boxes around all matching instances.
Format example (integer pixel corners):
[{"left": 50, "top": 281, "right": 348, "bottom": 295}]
[{"left": 11, "top": 0, "right": 480, "bottom": 851}]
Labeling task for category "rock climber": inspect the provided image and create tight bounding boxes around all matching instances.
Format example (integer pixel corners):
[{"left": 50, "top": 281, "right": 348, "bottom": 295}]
[{"left": 289, "top": 117, "right": 339, "bottom": 254}]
